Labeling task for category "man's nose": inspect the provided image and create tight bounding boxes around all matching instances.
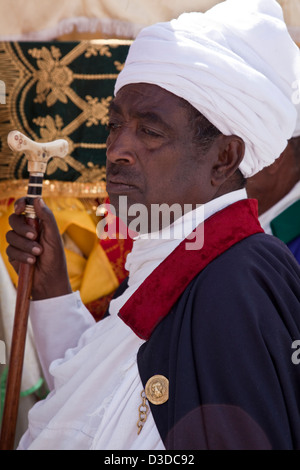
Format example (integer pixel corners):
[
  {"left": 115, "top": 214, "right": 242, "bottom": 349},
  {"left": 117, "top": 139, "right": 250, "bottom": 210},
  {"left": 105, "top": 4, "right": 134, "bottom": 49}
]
[{"left": 106, "top": 127, "right": 136, "bottom": 165}]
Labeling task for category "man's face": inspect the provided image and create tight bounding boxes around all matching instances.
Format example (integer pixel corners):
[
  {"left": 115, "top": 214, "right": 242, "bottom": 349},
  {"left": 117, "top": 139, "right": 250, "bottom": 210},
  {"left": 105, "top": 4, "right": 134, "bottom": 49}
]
[{"left": 106, "top": 83, "right": 217, "bottom": 227}]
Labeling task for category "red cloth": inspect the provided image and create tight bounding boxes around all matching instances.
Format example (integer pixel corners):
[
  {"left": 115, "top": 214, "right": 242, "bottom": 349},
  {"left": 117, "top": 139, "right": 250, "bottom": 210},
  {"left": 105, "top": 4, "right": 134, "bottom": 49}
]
[{"left": 119, "top": 199, "right": 263, "bottom": 339}]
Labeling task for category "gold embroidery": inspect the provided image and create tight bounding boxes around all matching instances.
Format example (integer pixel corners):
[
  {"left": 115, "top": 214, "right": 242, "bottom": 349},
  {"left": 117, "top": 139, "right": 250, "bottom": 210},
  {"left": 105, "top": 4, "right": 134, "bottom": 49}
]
[
  {"left": 85, "top": 95, "right": 112, "bottom": 127},
  {"left": 114, "top": 61, "right": 125, "bottom": 72},
  {"left": 84, "top": 43, "right": 115, "bottom": 59},
  {"left": 29, "top": 46, "right": 74, "bottom": 106},
  {"left": 76, "top": 162, "right": 106, "bottom": 183},
  {"left": 103, "top": 238, "right": 131, "bottom": 282}
]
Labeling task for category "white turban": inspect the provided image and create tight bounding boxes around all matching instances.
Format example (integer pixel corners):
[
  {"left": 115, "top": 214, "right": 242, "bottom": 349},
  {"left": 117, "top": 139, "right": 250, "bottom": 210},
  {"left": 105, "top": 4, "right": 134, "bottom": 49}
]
[{"left": 115, "top": 0, "right": 300, "bottom": 177}]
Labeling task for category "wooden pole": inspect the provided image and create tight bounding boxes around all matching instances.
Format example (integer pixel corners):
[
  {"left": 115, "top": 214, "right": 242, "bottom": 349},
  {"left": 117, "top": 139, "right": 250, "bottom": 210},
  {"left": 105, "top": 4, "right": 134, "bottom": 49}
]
[
  {"left": 0, "top": 131, "right": 68, "bottom": 450},
  {"left": 0, "top": 246, "right": 36, "bottom": 450}
]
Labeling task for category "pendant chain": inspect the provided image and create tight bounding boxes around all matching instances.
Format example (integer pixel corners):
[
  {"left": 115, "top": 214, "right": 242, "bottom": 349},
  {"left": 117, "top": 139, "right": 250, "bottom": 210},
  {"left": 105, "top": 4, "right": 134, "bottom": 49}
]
[{"left": 137, "top": 390, "right": 149, "bottom": 435}]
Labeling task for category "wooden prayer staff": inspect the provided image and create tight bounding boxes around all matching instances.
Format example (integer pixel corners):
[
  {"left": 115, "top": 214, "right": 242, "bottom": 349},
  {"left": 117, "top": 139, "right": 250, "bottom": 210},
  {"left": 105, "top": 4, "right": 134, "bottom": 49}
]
[{"left": 0, "top": 131, "right": 68, "bottom": 450}]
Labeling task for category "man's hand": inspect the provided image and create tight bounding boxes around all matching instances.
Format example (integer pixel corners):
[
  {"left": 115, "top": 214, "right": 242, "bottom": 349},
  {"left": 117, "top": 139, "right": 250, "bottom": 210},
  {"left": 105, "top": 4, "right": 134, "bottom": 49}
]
[{"left": 6, "top": 197, "right": 72, "bottom": 301}]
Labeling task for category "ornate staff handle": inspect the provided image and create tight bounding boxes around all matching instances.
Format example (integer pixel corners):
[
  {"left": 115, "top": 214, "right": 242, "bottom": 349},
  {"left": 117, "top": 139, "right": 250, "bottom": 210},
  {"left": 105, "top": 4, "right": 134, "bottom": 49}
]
[
  {"left": 7, "top": 130, "right": 68, "bottom": 218},
  {"left": 0, "top": 131, "right": 68, "bottom": 450}
]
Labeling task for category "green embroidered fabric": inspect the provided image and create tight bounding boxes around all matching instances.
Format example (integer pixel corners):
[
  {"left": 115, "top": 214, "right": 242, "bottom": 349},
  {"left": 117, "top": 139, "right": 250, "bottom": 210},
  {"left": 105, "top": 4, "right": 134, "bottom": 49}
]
[{"left": 0, "top": 40, "right": 131, "bottom": 197}]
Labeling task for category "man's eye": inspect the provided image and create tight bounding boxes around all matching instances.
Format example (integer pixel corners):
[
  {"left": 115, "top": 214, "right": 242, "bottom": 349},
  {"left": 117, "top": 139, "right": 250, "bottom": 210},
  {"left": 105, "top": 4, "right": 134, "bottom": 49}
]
[
  {"left": 107, "top": 122, "right": 120, "bottom": 131},
  {"left": 142, "top": 128, "right": 161, "bottom": 137}
]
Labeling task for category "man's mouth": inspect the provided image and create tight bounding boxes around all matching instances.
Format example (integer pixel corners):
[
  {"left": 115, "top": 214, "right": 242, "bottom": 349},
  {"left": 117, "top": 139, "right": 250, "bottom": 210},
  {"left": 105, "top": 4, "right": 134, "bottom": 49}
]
[{"left": 106, "top": 177, "right": 137, "bottom": 193}]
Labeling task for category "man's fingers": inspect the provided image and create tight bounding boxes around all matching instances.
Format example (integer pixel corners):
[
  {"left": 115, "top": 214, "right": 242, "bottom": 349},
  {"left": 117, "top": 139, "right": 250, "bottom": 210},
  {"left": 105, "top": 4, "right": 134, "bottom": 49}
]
[
  {"left": 6, "top": 244, "right": 37, "bottom": 265},
  {"left": 11, "top": 199, "right": 58, "bottom": 240},
  {"left": 6, "top": 230, "right": 42, "bottom": 257},
  {"left": 33, "top": 198, "right": 61, "bottom": 241},
  {"left": 33, "top": 198, "right": 55, "bottom": 223},
  {"left": 8, "top": 213, "right": 38, "bottom": 240},
  {"left": 13, "top": 197, "right": 27, "bottom": 215}
]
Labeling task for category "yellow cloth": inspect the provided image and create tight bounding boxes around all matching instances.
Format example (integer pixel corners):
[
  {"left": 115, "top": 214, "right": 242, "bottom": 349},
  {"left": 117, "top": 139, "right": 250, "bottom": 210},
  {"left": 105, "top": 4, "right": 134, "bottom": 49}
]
[{"left": 0, "top": 198, "right": 119, "bottom": 304}]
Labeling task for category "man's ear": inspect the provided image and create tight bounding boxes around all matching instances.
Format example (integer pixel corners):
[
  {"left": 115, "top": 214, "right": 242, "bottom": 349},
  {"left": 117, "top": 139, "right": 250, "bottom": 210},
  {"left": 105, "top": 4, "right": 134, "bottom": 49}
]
[{"left": 211, "top": 135, "right": 245, "bottom": 186}]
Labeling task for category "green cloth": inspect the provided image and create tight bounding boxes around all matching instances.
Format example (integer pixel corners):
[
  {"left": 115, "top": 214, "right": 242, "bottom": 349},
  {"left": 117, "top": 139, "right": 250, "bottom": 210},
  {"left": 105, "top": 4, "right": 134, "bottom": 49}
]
[
  {"left": 270, "top": 199, "right": 300, "bottom": 244},
  {"left": 0, "top": 366, "right": 48, "bottom": 425}
]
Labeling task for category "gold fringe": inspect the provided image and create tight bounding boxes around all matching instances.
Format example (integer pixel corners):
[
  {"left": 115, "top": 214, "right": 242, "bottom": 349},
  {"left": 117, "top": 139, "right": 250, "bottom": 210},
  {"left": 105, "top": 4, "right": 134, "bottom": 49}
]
[
  {"left": 0, "top": 42, "right": 26, "bottom": 179},
  {"left": 0, "top": 43, "right": 22, "bottom": 89},
  {"left": 0, "top": 179, "right": 107, "bottom": 200}
]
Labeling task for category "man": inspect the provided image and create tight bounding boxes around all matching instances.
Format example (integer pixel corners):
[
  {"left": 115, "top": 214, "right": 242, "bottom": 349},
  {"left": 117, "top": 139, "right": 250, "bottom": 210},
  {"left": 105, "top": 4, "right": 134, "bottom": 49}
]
[
  {"left": 4, "top": 0, "right": 300, "bottom": 450},
  {"left": 247, "top": 122, "right": 300, "bottom": 263}
]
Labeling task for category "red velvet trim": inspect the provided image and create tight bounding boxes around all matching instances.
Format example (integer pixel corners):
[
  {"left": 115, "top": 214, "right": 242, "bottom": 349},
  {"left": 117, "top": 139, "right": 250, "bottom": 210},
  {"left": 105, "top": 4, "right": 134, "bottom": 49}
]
[{"left": 118, "top": 199, "right": 264, "bottom": 340}]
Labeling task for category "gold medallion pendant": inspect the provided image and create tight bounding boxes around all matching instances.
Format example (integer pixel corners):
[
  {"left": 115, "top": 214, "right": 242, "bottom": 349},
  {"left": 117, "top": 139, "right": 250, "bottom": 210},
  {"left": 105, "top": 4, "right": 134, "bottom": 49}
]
[{"left": 145, "top": 375, "right": 169, "bottom": 405}]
